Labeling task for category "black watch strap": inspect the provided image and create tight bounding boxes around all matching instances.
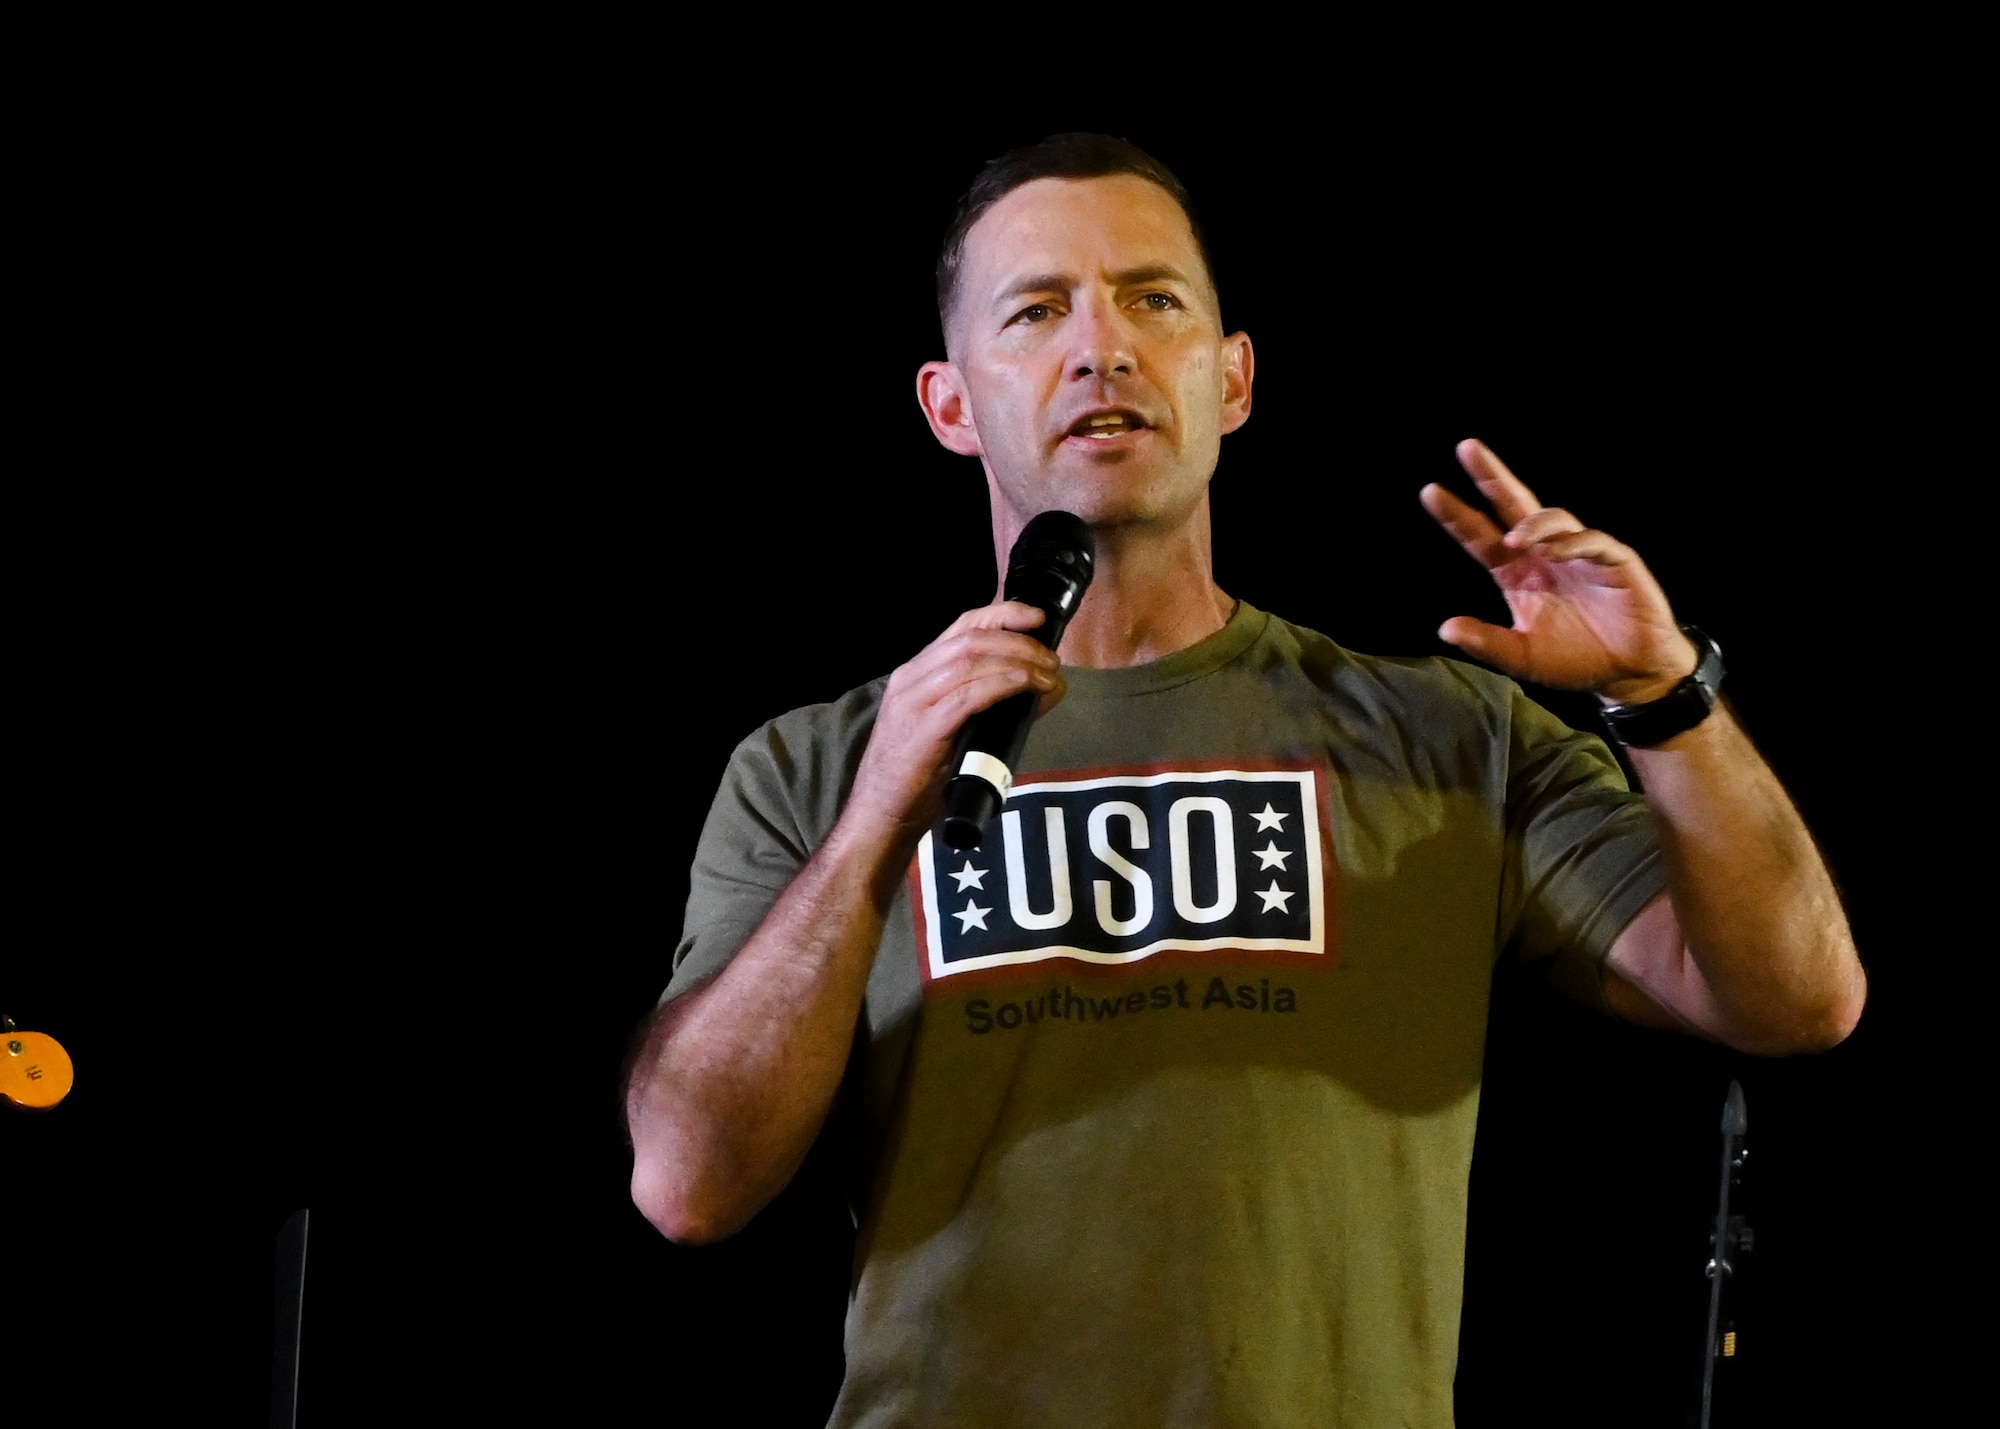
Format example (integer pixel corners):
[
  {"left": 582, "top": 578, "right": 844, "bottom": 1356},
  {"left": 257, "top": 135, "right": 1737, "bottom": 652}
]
[{"left": 1601, "top": 626, "right": 1724, "bottom": 748}]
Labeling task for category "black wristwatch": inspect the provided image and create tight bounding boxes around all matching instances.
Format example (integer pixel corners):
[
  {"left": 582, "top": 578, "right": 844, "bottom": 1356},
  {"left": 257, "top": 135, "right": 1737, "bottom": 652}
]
[{"left": 1600, "top": 626, "right": 1724, "bottom": 748}]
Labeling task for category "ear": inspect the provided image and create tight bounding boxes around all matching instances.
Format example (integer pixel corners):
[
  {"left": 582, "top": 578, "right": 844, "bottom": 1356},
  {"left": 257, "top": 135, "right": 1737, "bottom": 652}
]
[
  {"left": 1218, "top": 331, "right": 1254, "bottom": 435},
  {"left": 916, "top": 360, "right": 984, "bottom": 457}
]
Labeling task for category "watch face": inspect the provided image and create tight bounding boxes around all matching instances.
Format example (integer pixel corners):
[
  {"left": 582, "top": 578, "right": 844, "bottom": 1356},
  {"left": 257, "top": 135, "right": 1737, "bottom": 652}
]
[{"left": 1688, "top": 628, "right": 1724, "bottom": 697}]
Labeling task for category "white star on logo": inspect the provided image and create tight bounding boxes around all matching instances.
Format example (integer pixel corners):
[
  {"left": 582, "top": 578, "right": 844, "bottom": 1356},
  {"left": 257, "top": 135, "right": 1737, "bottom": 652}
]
[
  {"left": 1251, "top": 803, "right": 1288, "bottom": 832},
  {"left": 954, "top": 901, "right": 992, "bottom": 933},
  {"left": 950, "top": 863, "right": 988, "bottom": 892},
  {"left": 1254, "top": 840, "right": 1291, "bottom": 871},
  {"left": 1255, "top": 881, "right": 1294, "bottom": 914}
]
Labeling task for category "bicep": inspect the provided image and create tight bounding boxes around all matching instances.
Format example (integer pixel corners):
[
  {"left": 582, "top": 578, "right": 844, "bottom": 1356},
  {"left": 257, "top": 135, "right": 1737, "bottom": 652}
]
[{"left": 1600, "top": 890, "right": 1721, "bottom": 1039}]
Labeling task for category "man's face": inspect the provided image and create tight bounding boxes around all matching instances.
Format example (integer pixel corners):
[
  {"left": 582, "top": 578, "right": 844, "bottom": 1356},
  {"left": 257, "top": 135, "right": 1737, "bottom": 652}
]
[{"left": 919, "top": 175, "right": 1253, "bottom": 545}]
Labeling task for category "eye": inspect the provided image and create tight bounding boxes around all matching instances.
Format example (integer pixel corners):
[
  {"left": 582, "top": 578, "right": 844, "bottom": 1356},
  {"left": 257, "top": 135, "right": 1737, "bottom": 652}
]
[
  {"left": 1010, "top": 302, "right": 1056, "bottom": 326},
  {"left": 1138, "top": 292, "right": 1181, "bottom": 312}
]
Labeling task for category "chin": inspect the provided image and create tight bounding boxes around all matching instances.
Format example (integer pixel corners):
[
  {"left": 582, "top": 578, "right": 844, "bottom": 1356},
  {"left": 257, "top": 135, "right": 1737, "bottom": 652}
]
[
  {"left": 1071, "top": 491, "right": 1206, "bottom": 537},
  {"left": 991, "top": 456, "right": 1211, "bottom": 537}
]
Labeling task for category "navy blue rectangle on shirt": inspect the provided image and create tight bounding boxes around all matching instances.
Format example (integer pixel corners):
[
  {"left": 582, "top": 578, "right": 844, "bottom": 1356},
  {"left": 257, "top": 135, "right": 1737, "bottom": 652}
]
[{"left": 914, "top": 766, "right": 1331, "bottom": 980}]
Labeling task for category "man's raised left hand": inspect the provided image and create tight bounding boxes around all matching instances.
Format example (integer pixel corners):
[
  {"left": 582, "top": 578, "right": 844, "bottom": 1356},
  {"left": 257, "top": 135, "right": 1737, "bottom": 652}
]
[{"left": 1420, "top": 438, "right": 1697, "bottom": 705}]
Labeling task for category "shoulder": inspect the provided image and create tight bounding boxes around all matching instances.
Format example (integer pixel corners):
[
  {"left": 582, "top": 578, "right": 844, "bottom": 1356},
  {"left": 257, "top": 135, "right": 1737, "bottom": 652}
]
[
  {"left": 1244, "top": 608, "right": 1616, "bottom": 794},
  {"left": 698, "top": 674, "right": 894, "bottom": 844},
  {"left": 741, "top": 675, "right": 890, "bottom": 765},
  {"left": 686, "top": 675, "right": 894, "bottom": 908},
  {"left": 1253, "top": 608, "right": 1526, "bottom": 727}
]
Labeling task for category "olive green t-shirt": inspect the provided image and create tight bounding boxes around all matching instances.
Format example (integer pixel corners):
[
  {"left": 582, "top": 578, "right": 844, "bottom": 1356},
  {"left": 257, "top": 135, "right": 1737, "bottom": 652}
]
[{"left": 668, "top": 604, "right": 1664, "bottom": 1428}]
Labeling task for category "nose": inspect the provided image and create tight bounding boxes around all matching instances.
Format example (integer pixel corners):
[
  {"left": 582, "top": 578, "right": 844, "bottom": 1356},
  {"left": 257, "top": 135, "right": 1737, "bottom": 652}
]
[{"left": 1067, "top": 296, "right": 1134, "bottom": 380}]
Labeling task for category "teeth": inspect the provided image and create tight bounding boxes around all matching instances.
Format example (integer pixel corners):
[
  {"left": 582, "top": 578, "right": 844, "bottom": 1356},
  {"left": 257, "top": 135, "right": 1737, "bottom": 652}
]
[{"left": 1077, "top": 413, "right": 1136, "bottom": 437}]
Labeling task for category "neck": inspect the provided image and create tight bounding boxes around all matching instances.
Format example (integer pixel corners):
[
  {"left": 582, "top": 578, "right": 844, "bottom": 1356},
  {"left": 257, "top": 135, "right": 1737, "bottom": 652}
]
[{"left": 995, "top": 497, "right": 1234, "bottom": 669}]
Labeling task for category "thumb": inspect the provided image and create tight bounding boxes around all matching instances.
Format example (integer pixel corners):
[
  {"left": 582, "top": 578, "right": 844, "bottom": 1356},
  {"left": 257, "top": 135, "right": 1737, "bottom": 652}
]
[
  {"left": 1437, "top": 616, "right": 1530, "bottom": 675},
  {"left": 1033, "top": 669, "right": 1069, "bottom": 720}
]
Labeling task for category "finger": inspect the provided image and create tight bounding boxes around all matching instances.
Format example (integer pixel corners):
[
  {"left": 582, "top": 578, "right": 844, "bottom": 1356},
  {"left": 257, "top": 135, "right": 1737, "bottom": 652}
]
[
  {"left": 911, "top": 621, "right": 1062, "bottom": 688},
  {"left": 895, "top": 634, "right": 1060, "bottom": 718},
  {"left": 1502, "top": 507, "right": 1586, "bottom": 548},
  {"left": 1435, "top": 615, "right": 1532, "bottom": 677},
  {"left": 1456, "top": 438, "right": 1545, "bottom": 529},
  {"left": 932, "top": 667, "right": 1058, "bottom": 727},
  {"left": 1508, "top": 527, "right": 1640, "bottom": 569},
  {"left": 1420, "top": 482, "right": 1509, "bottom": 569},
  {"left": 943, "top": 600, "right": 1050, "bottom": 637},
  {"left": 907, "top": 637, "right": 1059, "bottom": 701},
  {"left": 1034, "top": 670, "right": 1069, "bottom": 719},
  {"left": 870, "top": 642, "right": 1052, "bottom": 735}
]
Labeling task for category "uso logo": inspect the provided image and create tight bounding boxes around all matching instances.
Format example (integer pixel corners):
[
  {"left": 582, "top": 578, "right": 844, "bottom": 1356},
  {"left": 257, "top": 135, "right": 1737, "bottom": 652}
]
[{"left": 912, "top": 766, "right": 1330, "bottom": 981}]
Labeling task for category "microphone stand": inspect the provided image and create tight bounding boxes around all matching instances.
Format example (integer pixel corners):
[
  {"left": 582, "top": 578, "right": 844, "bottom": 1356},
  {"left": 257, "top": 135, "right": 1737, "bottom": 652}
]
[{"left": 1694, "top": 1079, "right": 1751, "bottom": 1428}]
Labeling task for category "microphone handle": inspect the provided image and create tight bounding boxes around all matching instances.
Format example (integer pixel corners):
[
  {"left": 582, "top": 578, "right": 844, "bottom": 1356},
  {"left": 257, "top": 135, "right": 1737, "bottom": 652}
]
[
  {"left": 935, "top": 508, "right": 1094, "bottom": 853},
  {"left": 939, "top": 689, "right": 1037, "bottom": 851}
]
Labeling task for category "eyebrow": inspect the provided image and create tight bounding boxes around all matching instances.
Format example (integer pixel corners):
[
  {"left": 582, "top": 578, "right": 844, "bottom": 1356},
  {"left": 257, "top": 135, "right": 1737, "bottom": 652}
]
[{"left": 991, "top": 264, "right": 1201, "bottom": 307}]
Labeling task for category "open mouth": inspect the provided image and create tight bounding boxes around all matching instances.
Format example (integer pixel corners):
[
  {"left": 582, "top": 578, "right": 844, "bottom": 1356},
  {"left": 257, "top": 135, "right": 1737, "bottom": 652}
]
[{"left": 1068, "top": 411, "right": 1147, "bottom": 440}]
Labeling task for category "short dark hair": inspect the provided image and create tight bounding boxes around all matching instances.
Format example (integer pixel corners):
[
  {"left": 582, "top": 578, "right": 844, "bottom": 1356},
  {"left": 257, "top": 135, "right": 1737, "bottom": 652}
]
[{"left": 936, "top": 133, "right": 1219, "bottom": 337}]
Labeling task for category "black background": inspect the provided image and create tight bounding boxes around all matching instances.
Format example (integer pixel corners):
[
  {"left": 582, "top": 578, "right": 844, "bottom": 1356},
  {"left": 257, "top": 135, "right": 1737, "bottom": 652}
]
[{"left": 7, "top": 77, "right": 1964, "bottom": 1427}]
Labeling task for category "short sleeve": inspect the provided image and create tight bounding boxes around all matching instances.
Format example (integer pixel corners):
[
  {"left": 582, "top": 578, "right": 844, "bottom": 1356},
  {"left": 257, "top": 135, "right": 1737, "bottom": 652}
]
[
  {"left": 1498, "top": 687, "right": 1667, "bottom": 1011},
  {"left": 663, "top": 680, "right": 888, "bottom": 1004}
]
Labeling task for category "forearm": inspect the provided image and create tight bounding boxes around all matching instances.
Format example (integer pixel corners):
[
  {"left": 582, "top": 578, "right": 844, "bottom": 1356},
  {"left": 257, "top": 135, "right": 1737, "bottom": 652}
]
[
  {"left": 627, "top": 808, "right": 912, "bottom": 1244},
  {"left": 1425, "top": 440, "right": 1866, "bottom": 1050},
  {"left": 1612, "top": 705, "right": 1865, "bottom": 1054}
]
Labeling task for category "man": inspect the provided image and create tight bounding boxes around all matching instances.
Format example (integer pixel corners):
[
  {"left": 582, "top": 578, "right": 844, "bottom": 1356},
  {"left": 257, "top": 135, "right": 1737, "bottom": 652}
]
[{"left": 626, "top": 135, "right": 1864, "bottom": 1426}]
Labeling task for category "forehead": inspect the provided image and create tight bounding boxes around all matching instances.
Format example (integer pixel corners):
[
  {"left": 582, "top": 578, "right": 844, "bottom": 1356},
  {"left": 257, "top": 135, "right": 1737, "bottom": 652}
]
[{"left": 956, "top": 175, "right": 1214, "bottom": 312}]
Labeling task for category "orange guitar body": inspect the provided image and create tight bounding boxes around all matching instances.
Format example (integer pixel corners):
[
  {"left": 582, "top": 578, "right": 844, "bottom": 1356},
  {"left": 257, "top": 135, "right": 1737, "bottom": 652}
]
[{"left": 2, "top": 1029, "right": 74, "bottom": 1110}]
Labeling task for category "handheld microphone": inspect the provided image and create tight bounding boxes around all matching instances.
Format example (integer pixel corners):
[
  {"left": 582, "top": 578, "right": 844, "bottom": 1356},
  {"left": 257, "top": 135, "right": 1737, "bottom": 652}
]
[{"left": 938, "top": 510, "right": 1095, "bottom": 851}]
